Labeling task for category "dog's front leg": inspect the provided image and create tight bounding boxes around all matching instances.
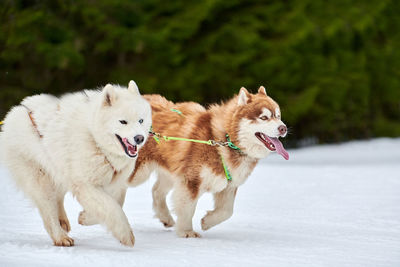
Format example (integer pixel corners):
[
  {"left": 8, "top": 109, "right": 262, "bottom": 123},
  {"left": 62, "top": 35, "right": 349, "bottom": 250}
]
[
  {"left": 201, "top": 186, "right": 238, "bottom": 231},
  {"left": 78, "top": 183, "right": 127, "bottom": 226},
  {"left": 73, "top": 183, "right": 135, "bottom": 247}
]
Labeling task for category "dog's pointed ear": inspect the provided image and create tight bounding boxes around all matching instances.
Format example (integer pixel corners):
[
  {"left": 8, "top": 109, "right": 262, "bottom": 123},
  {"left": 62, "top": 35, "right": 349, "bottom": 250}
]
[
  {"left": 102, "top": 84, "right": 117, "bottom": 106},
  {"left": 128, "top": 80, "right": 140, "bottom": 95},
  {"left": 238, "top": 87, "right": 250, "bottom": 106},
  {"left": 258, "top": 86, "right": 267, "bottom": 96}
]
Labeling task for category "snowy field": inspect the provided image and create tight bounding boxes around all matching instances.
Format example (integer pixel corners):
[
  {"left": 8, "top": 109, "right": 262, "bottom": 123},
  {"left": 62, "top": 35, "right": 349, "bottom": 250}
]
[{"left": 0, "top": 138, "right": 399, "bottom": 267}]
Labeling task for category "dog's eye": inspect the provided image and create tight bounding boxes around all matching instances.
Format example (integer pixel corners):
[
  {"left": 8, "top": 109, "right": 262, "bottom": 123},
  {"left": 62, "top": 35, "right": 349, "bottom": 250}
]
[
  {"left": 139, "top": 119, "right": 144, "bottom": 124},
  {"left": 260, "top": 116, "right": 268, "bottom": 120},
  {"left": 119, "top": 120, "right": 128, "bottom": 125}
]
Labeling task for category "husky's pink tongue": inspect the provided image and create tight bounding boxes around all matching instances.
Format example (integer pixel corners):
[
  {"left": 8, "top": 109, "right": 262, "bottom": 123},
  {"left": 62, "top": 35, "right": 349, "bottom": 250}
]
[{"left": 270, "top": 137, "right": 289, "bottom": 160}]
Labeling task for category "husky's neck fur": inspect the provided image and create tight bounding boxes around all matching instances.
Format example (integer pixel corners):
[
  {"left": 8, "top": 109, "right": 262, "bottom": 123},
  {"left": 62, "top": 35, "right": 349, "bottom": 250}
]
[
  {"left": 209, "top": 96, "right": 259, "bottom": 184},
  {"left": 209, "top": 97, "right": 240, "bottom": 142}
]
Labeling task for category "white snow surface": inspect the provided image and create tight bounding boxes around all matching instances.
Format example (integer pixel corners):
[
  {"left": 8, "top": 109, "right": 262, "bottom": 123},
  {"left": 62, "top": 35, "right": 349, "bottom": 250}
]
[{"left": 0, "top": 138, "right": 399, "bottom": 267}]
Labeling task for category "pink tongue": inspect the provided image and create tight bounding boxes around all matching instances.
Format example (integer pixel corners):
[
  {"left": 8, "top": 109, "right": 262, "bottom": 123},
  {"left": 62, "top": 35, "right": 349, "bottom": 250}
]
[
  {"left": 127, "top": 145, "right": 136, "bottom": 154},
  {"left": 269, "top": 137, "right": 289, "bottom": 160},
  {"left": 123, "top": 138, "right": 136, "bottom": 155}
]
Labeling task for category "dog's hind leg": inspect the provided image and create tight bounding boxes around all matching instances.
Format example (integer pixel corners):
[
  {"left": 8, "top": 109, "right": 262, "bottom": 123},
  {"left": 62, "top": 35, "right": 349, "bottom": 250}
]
[
  {"left": 152, "top": 171, "right": 175, "bottom": 228},
  {"left": 57, "top": 194, "right": 70, "bottom": 232},
  {"left": 173, "top": 181, "right": 201, "bottom": 238},
  {"left": 12, "top": 159, "right": 74, "bottom": 246},
  {"left": 201, "top": 186, "right": 237, "bottom": 231}
]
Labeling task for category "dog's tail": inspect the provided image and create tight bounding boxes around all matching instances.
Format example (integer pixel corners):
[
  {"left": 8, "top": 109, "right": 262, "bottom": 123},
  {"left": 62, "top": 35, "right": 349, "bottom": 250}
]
[
  {"left": 144, "top": 94, "right": 206, "bottom": 116},
  {"left": 175, "top": 101, "right": 206, "bottom": 115},
  {"left": 144, "top": 94, "right": 175, "bottom": 112}
]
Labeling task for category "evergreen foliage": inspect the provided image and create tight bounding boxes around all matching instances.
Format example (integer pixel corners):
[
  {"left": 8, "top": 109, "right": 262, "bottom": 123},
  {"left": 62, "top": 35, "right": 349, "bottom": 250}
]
[{"left": 1, "top": 0, "right": 399, "bottom": 145}]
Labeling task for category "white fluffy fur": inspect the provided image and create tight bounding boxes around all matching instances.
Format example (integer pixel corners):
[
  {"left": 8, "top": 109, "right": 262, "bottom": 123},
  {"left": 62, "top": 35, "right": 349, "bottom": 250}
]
[
  {"left": 200, "top": 166, "right": 228, "bottom": 193},
  {"left": 275, "top": 107, "right": 281, "bottom": 119},
  {"left": 261, "top": 108, "right": 272, "bottom": 119},
  {"left": 0, "top": 81, "right": 151, "bottom": 247}
]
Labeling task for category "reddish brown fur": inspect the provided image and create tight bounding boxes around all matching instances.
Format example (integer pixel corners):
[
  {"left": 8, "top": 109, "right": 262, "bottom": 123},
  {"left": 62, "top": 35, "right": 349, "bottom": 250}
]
[{"left": 129, "top": 89, "right": 280, "bottom": 200}]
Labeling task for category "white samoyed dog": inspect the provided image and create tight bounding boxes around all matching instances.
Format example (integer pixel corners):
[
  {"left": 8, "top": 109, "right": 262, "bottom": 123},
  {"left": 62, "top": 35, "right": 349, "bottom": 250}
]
[{"left": 0, "top": 81, "right": 152, "bottom": 247}]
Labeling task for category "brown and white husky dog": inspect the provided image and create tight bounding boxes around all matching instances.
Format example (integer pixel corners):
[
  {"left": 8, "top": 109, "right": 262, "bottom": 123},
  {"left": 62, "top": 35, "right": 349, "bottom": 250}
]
[{"left": 128, "top": 87, "right": 289, "bottom": 238}]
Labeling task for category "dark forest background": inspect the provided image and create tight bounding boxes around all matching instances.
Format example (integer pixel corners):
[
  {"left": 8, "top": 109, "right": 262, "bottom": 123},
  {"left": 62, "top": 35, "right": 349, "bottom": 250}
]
[{"left": 1, "top": 0, "right": 399, "bottom": 147}]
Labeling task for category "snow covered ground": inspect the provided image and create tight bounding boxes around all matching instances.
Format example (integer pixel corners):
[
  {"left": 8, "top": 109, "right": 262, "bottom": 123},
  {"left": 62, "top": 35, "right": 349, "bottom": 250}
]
[{"left": 0, "top": 138, "right": 399, "bottom": 267}]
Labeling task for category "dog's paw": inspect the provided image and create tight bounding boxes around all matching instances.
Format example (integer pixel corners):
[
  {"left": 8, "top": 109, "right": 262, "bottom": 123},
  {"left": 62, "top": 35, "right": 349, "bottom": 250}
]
[
  {"left": 54, "top": 235, "right": 74, "bottom": 247},
  {"left": 201, "top": 210, "right": 232, "bottom": 231},
  {"left": 160, "top": 216, "right": 175, "bottom": 228},
  {"left": 177, "top": 230, "right": 201, "bottom": 238},
  {"left": 78, "top": 211, "right": 88, "bottom": 225},
  {"left": 119, "top": 230, "right": 135, "bottom": 247},
  {"left": 59, "top": 218, "right": 71, "bottom": 232},
  {"left": 201, "top": 217, "right": 212, "bottom": 231},
  {"left": 78, "top": 211, "right": 97, "bottom": 226}
]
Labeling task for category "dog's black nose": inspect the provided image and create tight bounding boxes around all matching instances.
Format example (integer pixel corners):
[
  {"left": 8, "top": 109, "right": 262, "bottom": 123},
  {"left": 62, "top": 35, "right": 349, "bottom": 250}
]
[{"left": 134, "top": 135, "right": 144, "bottom": 145}]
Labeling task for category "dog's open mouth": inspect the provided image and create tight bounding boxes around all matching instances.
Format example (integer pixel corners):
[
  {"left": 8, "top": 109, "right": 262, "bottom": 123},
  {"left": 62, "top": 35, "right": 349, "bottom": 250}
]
[
  {"left": 255, "top": 132, "right": 289, "bottom": 160},
  {"left": 116, "top": 134, "right": 137, "bottom": 158}
]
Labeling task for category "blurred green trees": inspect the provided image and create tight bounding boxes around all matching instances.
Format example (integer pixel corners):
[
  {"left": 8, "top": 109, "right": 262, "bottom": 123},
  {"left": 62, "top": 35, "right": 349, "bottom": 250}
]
[{"left": 1, "top": 0, "right": 399, "bottom": 145}]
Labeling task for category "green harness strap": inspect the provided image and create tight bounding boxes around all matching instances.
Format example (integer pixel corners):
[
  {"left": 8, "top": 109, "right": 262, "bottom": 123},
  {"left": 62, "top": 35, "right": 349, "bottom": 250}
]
[
  {"left": 150, "top": 127, "right": 213, "bottom": 146},
  {"left": 159, "top": 135, "right": 213, "bottom": 145},
  {"left": 220, "top": 154, "right": 233, "bottom": 181},
  {"left": 152, "top": 132, "right": 236, "bottom": 181},
  {"left": 225, "top": 134, "right": 241, "bottom": 151},
  {"left": 170, "top": 108, "right": 184, "bottom": 116}
]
